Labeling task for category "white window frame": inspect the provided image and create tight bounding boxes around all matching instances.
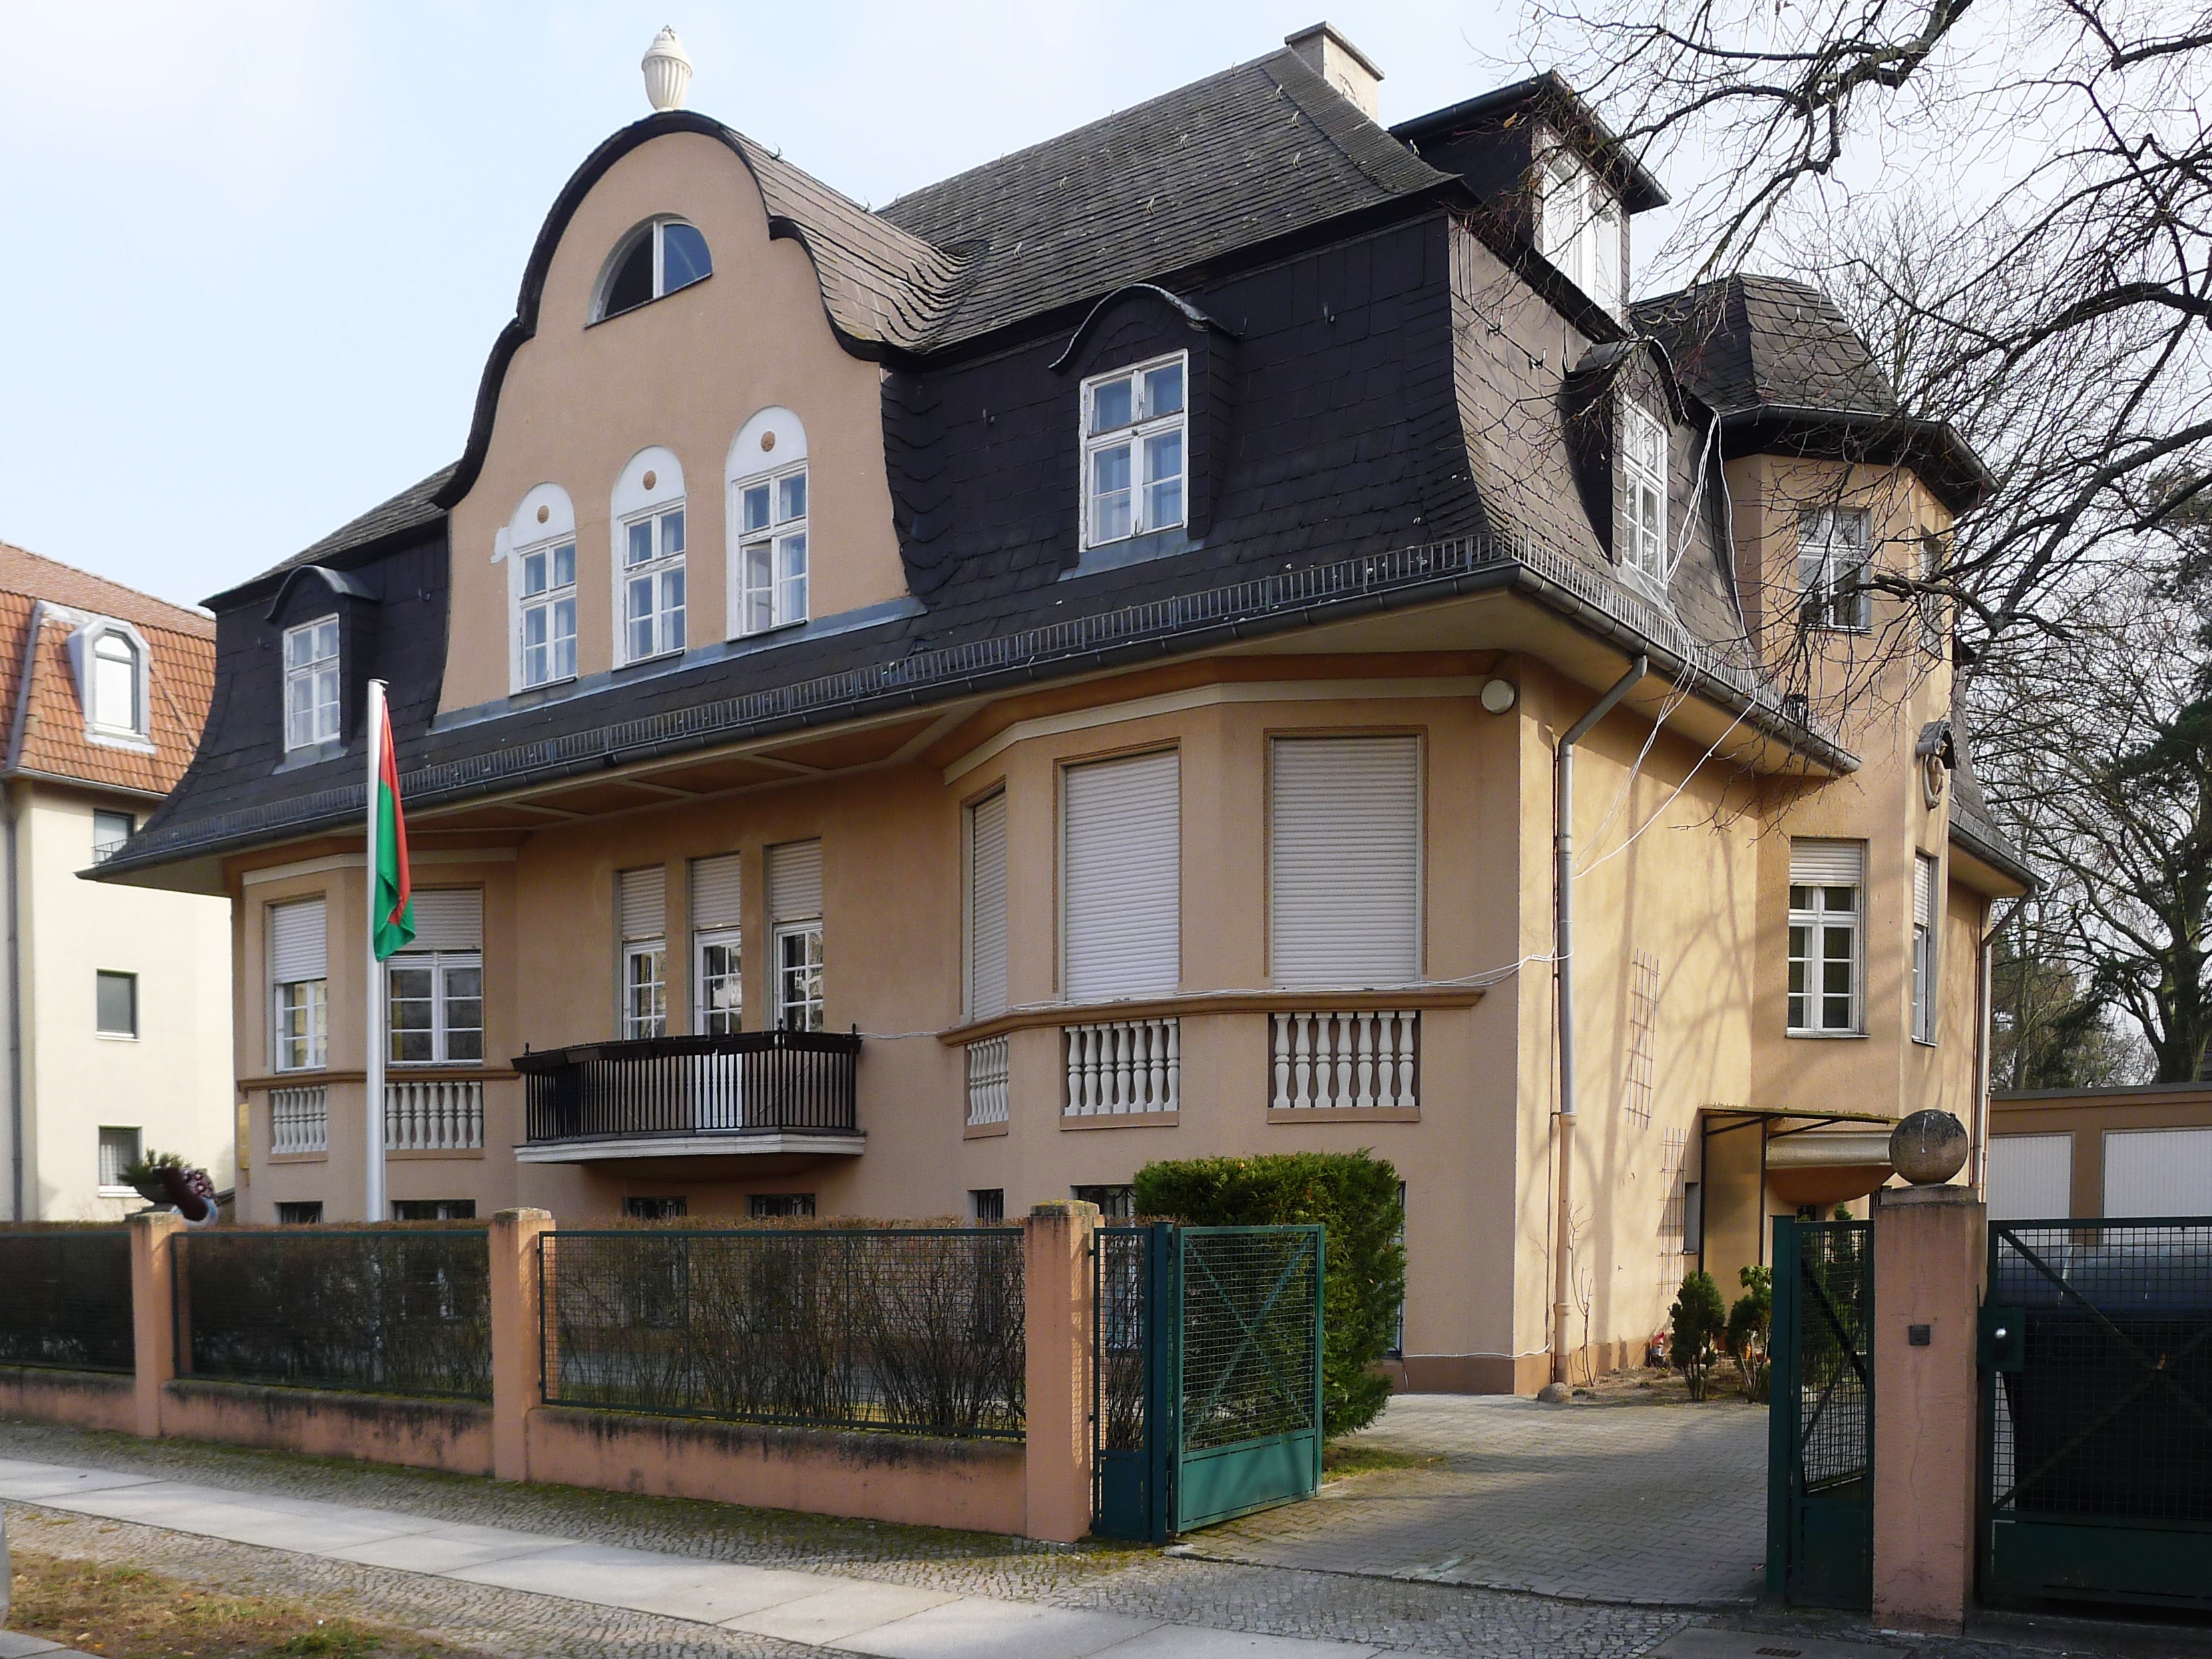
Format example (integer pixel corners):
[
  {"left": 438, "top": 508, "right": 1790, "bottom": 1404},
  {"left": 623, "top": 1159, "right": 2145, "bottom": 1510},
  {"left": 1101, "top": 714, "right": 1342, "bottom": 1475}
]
[
  {"left": 1912, "top": 852, "right": 1940, "bottom": 1046},
  {"left": 1620, "top": 401, "right": 1668, "bottom": 584},
  {"left": 774, "top": 921, "right": 824, "bottom": 1032},
  {"left": 282, "top": 615, "right": 341, "bottom": 753},
  {"left": 95, "top": 969, "right": 138, "bottom": 1039},
  {"left": 694, "top": 927, "right": 743, "bottom": 1035},
  {"left": 1540, "top": 146, "right": 1622, "bottom": 316},
  {"left": 385, "top": 951, "right": 484, "bottom": 1065},
  {"left": 734, "top": 462, "right": 809, "bottom": 636},
  {"left": 97, "top": 1126, "right": 141, "bottom": 1194},
  {"left": 515, "top": 535, "right": 578, "bottom": 689},
  {"left": 593, "top": 217, "right": 712, "bottom": 321},
  {"left": 1080, "top": 352, "right": 1188, "bottom": 549},
  {"left": 274, "top": 978, "right": 328, "bottom": 1072},
  {"left": 87, "top": 628, "right": 144, "bottom": 739},
  {"left": 1788, "top": 880, "right": 1863, "bottom": 1035},
  {"left": 622, "top": 941, "right": 668, "bottom": 1039},
  {"left": 618, "top": 505, "right": 687, "bottom": 664},
  {"left": 1800, "top": 507, "right": 1873, "bottom": 632},
  {"left": 91, "top": 809, "right": 134, "bottom": 865}
]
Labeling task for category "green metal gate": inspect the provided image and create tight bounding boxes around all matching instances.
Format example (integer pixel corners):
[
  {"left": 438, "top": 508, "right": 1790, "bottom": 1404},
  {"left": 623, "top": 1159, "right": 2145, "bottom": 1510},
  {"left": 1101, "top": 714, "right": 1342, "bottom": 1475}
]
[
  {"left": 1982, "top": 1217, "right": 2212, "bottom": 1610},
  {"left": 1091, "top": 1222, "right": 1325, "bottom": 1539},
  {"left": 1767, "top": 1216, "right": 1874, "bottom": 1610}
]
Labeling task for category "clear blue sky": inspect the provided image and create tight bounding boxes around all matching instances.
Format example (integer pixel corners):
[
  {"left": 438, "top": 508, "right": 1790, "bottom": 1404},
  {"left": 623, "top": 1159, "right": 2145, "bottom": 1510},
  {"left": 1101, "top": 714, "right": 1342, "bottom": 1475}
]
[{"left": 0, "top": 2, "right": 1524, "bottom": 610}]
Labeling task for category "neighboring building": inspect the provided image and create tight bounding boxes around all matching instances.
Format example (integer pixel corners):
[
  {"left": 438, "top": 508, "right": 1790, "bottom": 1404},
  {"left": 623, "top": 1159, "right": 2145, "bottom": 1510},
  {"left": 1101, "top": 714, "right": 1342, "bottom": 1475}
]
[
  {"left": 0, "top": 541, "right": 232, "bottom": 1219},
  {"left": 1988, "top": 1084, "right": 2212, "bottom": 1219},
  {"left": 100, "top": 27, "right": 2028, "bottom": 1387}
]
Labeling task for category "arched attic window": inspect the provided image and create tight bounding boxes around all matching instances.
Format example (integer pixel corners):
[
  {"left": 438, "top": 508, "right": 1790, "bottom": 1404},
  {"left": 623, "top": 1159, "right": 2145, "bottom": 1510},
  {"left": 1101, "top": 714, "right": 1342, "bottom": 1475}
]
[
  {"left": 594, "top": 217, "right": 712, "bottom": 322},
  {"left": 74, "top": 621, "right": 150, "bottom": 742}
]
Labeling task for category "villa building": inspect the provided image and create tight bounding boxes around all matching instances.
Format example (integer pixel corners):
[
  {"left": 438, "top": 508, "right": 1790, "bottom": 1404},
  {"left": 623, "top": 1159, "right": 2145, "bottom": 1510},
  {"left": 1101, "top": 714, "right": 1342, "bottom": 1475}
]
[{"left": 101, "top": 26, "right": 2028, "bottom": 1389}]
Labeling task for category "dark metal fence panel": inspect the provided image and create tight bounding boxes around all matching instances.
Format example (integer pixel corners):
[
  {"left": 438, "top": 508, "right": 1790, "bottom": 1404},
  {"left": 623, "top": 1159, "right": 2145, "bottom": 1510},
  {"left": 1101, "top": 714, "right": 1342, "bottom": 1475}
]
[
  {"left": 1767, "top": 1216, "right": 1873, "bottom": 1612},
  {"left": 0, "top": 1228, "right": 133, "bottom": 1373},
  {"left": 541, "top": 1228, "right": 1025, "bottom": 1438},
  {"left": 176, "top": 1230, "right": 491, "bottom": 1400}
]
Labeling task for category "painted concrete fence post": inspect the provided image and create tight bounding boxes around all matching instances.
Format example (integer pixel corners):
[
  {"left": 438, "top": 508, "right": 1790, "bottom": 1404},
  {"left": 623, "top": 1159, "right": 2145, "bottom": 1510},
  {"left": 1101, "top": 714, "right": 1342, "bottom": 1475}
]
[
  {"left": 489, "top": 1207, "right": 555, "bottom": 1481},
  {"left": 128, "top": 1209, "right": 185, "bottom": 1438},
  {"left": 1870, "top": 1182, "right": 1986, "bottom": 1635},
  {"left": 1024, "top": 1199, "right": 1099, "bottom": 1542}
]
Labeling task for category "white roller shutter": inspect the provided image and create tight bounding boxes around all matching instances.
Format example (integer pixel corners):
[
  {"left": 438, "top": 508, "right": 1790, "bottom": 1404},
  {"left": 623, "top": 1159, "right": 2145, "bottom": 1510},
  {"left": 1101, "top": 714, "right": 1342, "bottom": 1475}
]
[
  {"left": 1914, "top": 854, "right": 1937, "bottom": 927},
  {"left": 768, "top": 839, "right": 823, "bottom": 923},
  {"left": 967, "top": 792, "right": 1008, "bottom": 1020},
  {"left": 407, "top": 889, "right": 482, "bottom": 952},
  {"left": 2103, "top": 1128, "right": 2212, "bottom": 1218},
  {"left": 1987, "top": 1134, "right": 2072, "bottom": 1220},
  {"left": 268, "top": 898, "right": 327, "bottom": 983},
  {"left": 1270, "top": 736, "right": 1421, "bottom": 988},
  {"left": 1789, "top": 839, "right": 1865, "bottom": 887},
  {"left": 618, "top": 866, "right": 666, "bottom": 942},
  {"left": 1062, "top": 750, "right": 1179, "bottom": 1001},
  {"left": 690, "top": 853, "right": 743, "bottom": 930}
]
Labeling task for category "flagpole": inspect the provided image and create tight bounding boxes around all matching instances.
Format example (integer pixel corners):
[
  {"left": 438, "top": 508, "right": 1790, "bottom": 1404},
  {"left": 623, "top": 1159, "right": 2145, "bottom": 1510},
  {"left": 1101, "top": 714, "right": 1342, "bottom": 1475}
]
[{"left": 365, "top": 678, "right": 388, "bottom": 1225}]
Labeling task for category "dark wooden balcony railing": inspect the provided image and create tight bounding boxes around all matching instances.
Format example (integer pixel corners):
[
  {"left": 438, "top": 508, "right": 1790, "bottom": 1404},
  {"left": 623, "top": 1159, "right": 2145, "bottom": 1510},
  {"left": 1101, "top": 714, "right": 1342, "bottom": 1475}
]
[{"left": 515, "top": 1030, "right": 861, "bottom": 1145}]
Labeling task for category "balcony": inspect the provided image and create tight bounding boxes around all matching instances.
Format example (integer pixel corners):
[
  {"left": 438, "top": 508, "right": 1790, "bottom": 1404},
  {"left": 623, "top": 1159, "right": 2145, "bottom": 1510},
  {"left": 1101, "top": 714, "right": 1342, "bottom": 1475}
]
[{"left": 514, "top": 1030, "right": 863, "bottom": 1163}]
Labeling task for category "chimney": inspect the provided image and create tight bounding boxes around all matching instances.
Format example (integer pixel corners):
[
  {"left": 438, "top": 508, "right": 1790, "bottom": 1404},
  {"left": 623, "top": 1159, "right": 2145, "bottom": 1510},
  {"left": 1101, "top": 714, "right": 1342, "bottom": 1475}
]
[{"left": 1284, "top": 23, "right": 1383, "bottom": 122}]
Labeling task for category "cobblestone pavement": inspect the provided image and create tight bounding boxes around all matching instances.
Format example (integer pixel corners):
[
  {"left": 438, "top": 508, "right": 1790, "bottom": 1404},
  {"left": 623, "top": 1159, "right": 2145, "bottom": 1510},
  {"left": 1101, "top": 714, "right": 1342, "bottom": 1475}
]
[
  {"left": 1, "top": 1421, "right": 2198, "bottom": 1659},
  {"left": 1186, "top": 1394, "right": 1769, "bottom": 1607}
]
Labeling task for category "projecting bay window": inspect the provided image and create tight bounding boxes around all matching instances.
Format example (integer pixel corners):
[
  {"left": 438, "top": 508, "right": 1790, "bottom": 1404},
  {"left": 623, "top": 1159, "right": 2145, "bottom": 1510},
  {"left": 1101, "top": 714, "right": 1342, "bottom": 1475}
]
[
  {"left": 690, "top": 852, "right": 743, "bottom": 1034},
  {"left": 620, "top": 505, "right": 687, "bottom": 663},
  {"left": 1082, "top": 354, "right": 1186, "bottom": 548},
  {"left": 386, "top": 889, "right": 483, "bottom": 1065},
  {"left": 269, "top": 897, "right": 328, "bottom": 1072},
  {"left": 1800, "top": 507, "right": 1872, "bottom": 632},
  {"left": 1619, "top": 401, "right": 1668, "bottom": 585},
  {"left": 1787, "top": 840, "right": 1865, "bottom": 1035},
  {"left": 518, "top": 537, "right": 577, "bottom": 687},
  {"left": 736, "top": 465, "right": 809, "bottom": 635},
  {"left": 282, "top": 616, "right": 341, "bottom": 753},
  {"left": 767, "top": 840, "right": 824, "bottom": 1032},
  {"left": 1912, "top": 853, "right": 1940, "bottom": 1045},
  {"left": 617, "top": 866, "right": 668, "bottom": 1039}
]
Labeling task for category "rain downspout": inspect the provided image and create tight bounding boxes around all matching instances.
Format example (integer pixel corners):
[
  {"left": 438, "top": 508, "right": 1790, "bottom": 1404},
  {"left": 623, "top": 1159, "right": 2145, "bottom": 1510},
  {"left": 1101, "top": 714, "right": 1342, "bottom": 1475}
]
[
  {"left": 5, "top": 782, "right": 21, "bottom": 1221},
  {"left": 1552, "top": 654, "right": 1648, "bottom": 1389}
]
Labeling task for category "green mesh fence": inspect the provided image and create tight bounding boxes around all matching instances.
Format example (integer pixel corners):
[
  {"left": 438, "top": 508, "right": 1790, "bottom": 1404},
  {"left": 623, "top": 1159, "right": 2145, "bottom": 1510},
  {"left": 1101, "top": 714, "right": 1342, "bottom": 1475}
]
[
  {"left": 1795, "top": 1222, "right": 1872, "bottom": 1493},
  {"left": 0, "top": 1228, "right": 133, "bottom": 1373},
  {"left": 1179, "top": 1226, "right": 1321, "bottom": 1451}
]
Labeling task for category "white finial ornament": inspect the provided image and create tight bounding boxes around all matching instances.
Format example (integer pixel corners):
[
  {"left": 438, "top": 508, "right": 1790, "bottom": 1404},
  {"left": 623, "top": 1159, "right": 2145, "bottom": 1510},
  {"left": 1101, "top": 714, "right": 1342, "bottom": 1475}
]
[{"left": 642, "top": 26, "right": 692, "bottom": 111}]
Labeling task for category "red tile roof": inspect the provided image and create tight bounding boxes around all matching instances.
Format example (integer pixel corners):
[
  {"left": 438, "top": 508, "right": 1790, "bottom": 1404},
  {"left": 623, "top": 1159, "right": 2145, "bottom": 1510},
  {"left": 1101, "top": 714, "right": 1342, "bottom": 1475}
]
[{"left": 0, "top": 541, "right": 216, "bottom": 796}]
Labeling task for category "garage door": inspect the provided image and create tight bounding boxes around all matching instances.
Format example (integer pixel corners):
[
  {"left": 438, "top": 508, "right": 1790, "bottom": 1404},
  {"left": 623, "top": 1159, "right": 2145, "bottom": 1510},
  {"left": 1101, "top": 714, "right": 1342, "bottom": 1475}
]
[
  {"left": 1987, "top": 1134, "right": 2073, "bottom": 1220},
  {"left": 2103, "top": 1127, "right": 2212, "bottom": 1218}
]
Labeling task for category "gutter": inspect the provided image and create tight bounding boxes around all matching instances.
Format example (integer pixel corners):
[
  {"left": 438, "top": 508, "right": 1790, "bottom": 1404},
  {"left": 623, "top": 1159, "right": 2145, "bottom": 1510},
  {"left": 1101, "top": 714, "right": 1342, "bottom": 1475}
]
[{"left": 1550, "top": 654, "right": 1648, "bottom": 1391}]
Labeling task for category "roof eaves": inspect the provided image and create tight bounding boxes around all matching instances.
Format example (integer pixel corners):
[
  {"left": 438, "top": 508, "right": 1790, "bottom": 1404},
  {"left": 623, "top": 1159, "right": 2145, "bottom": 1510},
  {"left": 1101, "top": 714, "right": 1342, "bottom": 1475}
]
[
  {"left": 1389, "top": 70, "right": 1669, "bottom": 212},
  {"left": 1717, "top": 406, "right": 1993, "bottom": 514}
]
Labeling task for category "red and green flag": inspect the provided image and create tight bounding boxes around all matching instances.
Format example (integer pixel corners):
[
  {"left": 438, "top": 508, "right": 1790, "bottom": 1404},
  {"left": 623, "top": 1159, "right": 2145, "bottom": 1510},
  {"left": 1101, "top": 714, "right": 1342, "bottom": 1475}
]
[{"left": 371, "top": 700, "right": 415, "bottom": 961}]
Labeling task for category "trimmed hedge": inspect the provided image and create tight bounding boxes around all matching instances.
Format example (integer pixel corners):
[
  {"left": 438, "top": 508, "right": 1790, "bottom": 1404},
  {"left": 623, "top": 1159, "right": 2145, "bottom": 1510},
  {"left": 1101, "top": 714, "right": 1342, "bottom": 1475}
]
[{"left": 1132, "top": 1152, "right": 1404, "bottom": 1437}]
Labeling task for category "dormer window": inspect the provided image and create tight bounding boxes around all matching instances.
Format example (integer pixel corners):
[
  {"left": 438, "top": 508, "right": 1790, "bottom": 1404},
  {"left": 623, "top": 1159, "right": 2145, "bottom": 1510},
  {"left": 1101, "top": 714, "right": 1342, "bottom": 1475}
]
[
  {"left": 595, "top": 218, "right": 712, "bottom": 321},
  {"left": 88, "top": 629, "right": 143, "bottom": 738},
  {"left": 1082, "top": 354, "right": 1186, "bottom": 548},
  {"left": 284, "top": 616, "right": 341, "bottom": 752},
  {"left": 1619, "top": 401, "right": 1668, "bottom": 583},
  {"left": 1540, "top": 148, "right": 1622, "bottom": 316}
]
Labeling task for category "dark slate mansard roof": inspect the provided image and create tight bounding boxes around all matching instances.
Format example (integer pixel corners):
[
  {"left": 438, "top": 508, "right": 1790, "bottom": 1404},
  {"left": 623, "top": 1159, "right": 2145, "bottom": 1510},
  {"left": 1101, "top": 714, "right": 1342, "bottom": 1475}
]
[{"left": 116, "top": 51, "right": 1954, "bottom": 880}]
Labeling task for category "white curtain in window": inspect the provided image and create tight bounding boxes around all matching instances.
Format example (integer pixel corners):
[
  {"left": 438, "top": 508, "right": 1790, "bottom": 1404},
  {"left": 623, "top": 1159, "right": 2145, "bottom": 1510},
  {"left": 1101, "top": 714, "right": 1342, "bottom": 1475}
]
[
  {"left": 768, "top": 839, "right": 823, "bottom": 923},
  {"left": 268, "top": 898, "right": 327, "bottom": 983},
  {"left": 409, "top": 889, "right": 483, "bottom": 953},
  {"left": 618, "top": 866, "right": 666, "bottom": 942},
  {"left": 1788, "top": 840, "right": 1864, "bottom": 887},
  {"left": 967, "top": 792, "right": 1008, "bottom": 1019},
  {"left": 1269, "top": 736, "right": 1421, "bottom": 988},
  {"left": 690, "top": 853, "right": 742, "bottom": 929},
  {"left": 1061, "top": 750, "right": 1180, "bottom": 1001}
]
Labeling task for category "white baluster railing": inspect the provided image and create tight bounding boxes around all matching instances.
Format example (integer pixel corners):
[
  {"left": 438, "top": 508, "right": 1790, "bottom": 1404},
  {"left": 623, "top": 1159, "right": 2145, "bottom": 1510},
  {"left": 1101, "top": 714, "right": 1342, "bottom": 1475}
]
[
  {"left": 965, "top": 1035, "right": 1011, "bottom": 1126},
  {"left": 270, "top": 1086, "right": 328, "bottom": 1154},
  {"left": 1270, "top": 1012, "right": 1419, "bottom": 1110},
  {"left": 384, "top": 1078, "right": 485, "bottom": 1150},
  {"left": 1062, "top": 1017, "right": 1180, "bottom": 1116}
]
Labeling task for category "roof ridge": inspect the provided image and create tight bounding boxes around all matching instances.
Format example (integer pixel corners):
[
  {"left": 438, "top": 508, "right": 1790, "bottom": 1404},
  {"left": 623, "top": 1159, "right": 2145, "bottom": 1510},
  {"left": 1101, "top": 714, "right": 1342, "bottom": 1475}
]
[{"left": 0, "top": 540, "right": 216, "bottom": 632}]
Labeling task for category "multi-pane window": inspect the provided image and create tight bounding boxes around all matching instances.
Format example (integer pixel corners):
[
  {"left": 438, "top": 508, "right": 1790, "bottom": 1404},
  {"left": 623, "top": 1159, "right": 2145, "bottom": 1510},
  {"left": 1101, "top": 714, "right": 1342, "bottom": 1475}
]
[
  {"left": 736, "top": 465, "right": 809, "bottom": 635},
  {"left": 1620, "top": 401, "right": 1667, "bottom": 582},
  {"left": 91, "top": 810, "right": 133, "bottom": 864},
  {"left": 1540, "top": 148, "right": 1622, "bottom": 314},
  {"left": 97, "top": 1126, "right": 141, "bottom": 1191},
  {"left": 750, "top": 1192, "right": 816, "bottom": 1218},
  {"left": 269, "top": 897, "right": 328, "bottom": 1072},
  {"left": 276, "top": 1200, "right": 324, "bottom": 1224},
  {"left": 621, "top": 506, "right": 687, "bottom": 663},
  {"left": 393, "top": 1199, "right": 477, "bottom": 1220},
  {"left": 597, "top": 218, "right": 713, "bottom": 320},
  {"left": 969, "top": 1189, "right": 1006, "bottom": 1222},
  {"left": 95, "top": 971, "right": 137, "bottom": 1037},
  {"left": 1082, "top": 354, "right": 1186, "bottom": 547},
  {"left": 90, "top": 630, "right": 141, "bottom": 735},
  {"left": 1799, "top": 507, "right": 1872, "bottom": 631},
  {"left": 690, "top": 853, "right": 743, "bottom": 1035},
  {"left": 618, "top": 866, "right": 668, "bottom": 1039},
  {"left": 1787, "top": 841, "right": 1865, "bottom": 1034},
  {"left": 283, "top": 616, "right": 341, "bottom": 752},
  {"left": 1072, "top": 1184, "right": 1135, "bottom": 1218},
  {"left": 623, "top": 1196, "right": 688, "bottom": 1219},
  {"left": 518, "top": 537, "right": 577, "bottom": 687},
  {"left": 1912, "top": 852, "right": 1940, "bottom": 1045},
  {"left": 767, "top": 840, "right": 824, "bottom": 1032},
  {"left": 386, "top": 958, "right": 483, "bottom": 1063}
]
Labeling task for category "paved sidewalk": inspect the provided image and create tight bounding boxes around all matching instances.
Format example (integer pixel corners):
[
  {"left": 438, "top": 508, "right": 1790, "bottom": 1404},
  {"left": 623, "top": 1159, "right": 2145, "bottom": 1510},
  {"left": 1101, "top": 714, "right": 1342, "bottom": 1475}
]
[
  {"left": 1188, "top": 1395, "right": 1768, "bottom": 1606},
  {"left": 0, "top": 1455, "right": 1374, "bottom": 1659}
]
